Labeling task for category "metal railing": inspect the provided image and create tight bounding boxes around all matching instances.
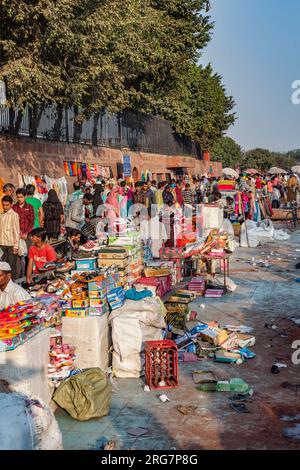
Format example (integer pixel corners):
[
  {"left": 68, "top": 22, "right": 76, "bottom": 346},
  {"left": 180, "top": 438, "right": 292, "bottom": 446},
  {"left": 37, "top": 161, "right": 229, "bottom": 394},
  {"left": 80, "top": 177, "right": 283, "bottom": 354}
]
[{"left": 0, "top": 104, "right": 202, "bottom": 158}]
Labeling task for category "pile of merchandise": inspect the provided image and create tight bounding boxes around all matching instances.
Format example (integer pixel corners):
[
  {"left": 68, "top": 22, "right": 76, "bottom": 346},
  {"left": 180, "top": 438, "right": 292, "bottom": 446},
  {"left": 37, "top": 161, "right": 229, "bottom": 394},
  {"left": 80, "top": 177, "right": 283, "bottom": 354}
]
[
  {"left": 59, "top": 271, "right": 122, "bottom": 318},
  {"left": 0, "top": 295, "right": 62, "bottom": 352},
  {"left": 48, "top": 343, "right": 78, "bottom": 387},
  {"left": 187, "top": 276, "right": 206, "bottom": 296},
  {"left": 106, "top": 231, "right": 144, "bottom": 287},
  {"left": 183, "top": 229, "right": 229, "bottom": 258},
  {"left": 170, "top": 320, "right": 256, "bottom": 366}
]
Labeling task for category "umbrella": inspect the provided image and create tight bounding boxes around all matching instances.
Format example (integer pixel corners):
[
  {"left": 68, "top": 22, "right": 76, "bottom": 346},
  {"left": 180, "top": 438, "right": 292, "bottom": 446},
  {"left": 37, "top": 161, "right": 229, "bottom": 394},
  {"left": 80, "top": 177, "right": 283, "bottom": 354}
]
[
  {"left": 291, "top": 165, "right": 300, "bottom": 174},
  {"left": 268, "top": 167, "right": 287, "bottom": 175},
  {"left": 222, "top": 168, "right": 239, "bottom": 178},
  {"left": 245, "top": 168, "right": 259, "bottom": 175}
]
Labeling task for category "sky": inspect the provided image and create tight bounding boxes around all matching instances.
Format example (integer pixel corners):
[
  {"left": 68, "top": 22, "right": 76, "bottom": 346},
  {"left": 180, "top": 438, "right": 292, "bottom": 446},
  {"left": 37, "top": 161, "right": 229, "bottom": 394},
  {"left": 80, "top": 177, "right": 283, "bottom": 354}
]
[{"left": 200, "top": 0, "right": 300, "bottom": 152}]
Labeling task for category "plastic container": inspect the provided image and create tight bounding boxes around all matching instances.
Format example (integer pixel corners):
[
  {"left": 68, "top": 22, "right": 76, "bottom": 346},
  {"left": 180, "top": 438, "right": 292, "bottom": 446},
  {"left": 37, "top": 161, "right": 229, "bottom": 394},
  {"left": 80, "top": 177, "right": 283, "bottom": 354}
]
[
  {"left": 145, "top": 340, "right": 178, "bottom": 390},
  {"left": 75, "top": 258, "right": 97, "bottom": 271}
]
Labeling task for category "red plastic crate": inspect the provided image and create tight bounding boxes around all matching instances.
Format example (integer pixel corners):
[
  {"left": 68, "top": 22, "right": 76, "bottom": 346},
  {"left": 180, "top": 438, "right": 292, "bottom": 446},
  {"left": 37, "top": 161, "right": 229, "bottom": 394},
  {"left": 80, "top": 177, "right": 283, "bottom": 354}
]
[{"left": 144, "top": 340, "right": 178, "bottom": 390}]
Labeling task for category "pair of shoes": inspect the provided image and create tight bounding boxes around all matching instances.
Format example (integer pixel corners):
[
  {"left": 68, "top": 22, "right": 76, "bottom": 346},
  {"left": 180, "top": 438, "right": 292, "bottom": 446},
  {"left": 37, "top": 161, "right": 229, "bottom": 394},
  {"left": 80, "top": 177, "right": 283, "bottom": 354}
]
[
  {"left": 39, "top": 262, "right": 57, "bottom": 272},
  {"left": 56, "top": 261, "right": 75, "bottom": 273},
  {"left": 79, "top": 240, "right": 100, "bottom": 252}
]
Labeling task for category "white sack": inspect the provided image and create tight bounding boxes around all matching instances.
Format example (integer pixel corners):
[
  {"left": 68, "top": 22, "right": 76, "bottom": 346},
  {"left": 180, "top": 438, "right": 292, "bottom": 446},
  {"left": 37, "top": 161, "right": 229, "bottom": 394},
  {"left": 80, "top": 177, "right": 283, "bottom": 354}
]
[
  {"left": 109, "top": 298, "right": 166, "bottom": 378},
  {"left": 0, "top": 329, "right": 53, "bottom": 406},
  {"left": 62, "top": 315, "right": 111, "bottom": 372},
  {"left": 0, "top": 392, "right": 63, "bottom": 450}
]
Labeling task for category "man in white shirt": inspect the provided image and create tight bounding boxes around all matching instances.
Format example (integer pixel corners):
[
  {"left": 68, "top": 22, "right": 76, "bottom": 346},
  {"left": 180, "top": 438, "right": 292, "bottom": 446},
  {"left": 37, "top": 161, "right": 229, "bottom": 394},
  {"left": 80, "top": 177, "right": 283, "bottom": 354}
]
[
  {"left": 0, "top": 262, "right": 31, "bottom": 310},
  {"left": 0, "top": 195, "right": 20, "bottom": 279}
]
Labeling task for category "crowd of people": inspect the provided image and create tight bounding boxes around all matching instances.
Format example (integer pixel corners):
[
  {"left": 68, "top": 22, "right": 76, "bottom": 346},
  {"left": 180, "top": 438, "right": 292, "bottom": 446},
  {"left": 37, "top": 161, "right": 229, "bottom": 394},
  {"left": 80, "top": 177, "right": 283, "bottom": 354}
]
[{"left": 0, "top": 171, "right": 299, "bottom": 284}]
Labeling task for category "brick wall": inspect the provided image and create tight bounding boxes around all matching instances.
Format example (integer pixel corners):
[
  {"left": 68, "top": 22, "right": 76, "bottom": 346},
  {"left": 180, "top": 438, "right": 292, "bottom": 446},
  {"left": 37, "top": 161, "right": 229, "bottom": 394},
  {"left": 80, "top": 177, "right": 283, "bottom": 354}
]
[{"left": 0, "top": 136, "right": 222, "bottom": 189}]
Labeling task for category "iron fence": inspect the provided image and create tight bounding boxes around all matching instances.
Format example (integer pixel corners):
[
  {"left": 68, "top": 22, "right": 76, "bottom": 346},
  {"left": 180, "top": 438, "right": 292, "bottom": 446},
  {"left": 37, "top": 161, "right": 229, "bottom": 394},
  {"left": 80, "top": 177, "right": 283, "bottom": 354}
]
[{"left": 0, "top": 105, "right": 202, "bottom": 158}]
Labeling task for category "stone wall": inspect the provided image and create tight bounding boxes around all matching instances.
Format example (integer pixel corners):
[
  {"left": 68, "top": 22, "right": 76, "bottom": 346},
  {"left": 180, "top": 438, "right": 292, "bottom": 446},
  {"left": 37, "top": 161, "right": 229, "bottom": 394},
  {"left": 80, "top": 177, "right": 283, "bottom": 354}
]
[{"left": 0, "top": 136, "right": 222, "bottom": 189}]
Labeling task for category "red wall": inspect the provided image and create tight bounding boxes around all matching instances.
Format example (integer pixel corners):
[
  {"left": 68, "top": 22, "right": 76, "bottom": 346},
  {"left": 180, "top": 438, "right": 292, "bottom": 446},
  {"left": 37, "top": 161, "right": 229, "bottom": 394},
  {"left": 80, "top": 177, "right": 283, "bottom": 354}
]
[{"left": 0, "top": 136, "right": 222, "bottom": 189}]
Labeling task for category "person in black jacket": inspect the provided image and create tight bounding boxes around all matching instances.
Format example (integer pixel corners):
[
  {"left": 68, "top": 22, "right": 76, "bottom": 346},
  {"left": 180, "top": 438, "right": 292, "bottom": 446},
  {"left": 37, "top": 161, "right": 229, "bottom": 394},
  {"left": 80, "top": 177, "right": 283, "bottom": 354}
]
[{"left": 42, "top": 190, "right": 64, "bottom": 240}]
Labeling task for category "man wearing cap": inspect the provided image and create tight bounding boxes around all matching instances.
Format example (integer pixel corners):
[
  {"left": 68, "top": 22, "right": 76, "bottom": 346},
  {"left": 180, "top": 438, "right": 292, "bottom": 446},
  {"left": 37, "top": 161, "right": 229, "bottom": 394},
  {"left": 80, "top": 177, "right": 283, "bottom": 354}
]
[{"left": 0, "top": 262, "right": 31, "bottom": 310}]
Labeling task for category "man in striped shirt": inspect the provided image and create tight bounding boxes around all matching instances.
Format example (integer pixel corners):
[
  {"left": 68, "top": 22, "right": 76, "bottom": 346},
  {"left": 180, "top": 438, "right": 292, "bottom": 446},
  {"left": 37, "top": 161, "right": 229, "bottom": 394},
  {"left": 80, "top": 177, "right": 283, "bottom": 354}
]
[
  {"left": 182, "top": 183, "right": 194, "bottom": 205},
  {"left": 0, "top": 195, "right": 20, "bottom": 279}
]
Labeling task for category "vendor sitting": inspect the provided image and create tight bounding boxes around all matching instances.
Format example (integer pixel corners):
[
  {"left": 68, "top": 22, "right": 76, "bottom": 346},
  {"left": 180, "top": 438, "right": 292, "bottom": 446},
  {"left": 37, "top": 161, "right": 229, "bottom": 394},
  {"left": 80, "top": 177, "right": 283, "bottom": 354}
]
[
  {"left": 0, "top": 261, "right": 31, "bottom": 310},
  {"left": 65, "top": 229, "right": 81, "bottom": 260},
  {"left": 26, "top": 228, "right": 57, "bottom": 284}
]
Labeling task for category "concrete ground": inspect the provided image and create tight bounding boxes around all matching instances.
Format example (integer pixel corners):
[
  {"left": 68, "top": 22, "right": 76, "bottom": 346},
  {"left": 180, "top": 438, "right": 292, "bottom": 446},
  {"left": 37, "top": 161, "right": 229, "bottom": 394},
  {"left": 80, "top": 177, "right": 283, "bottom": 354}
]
[{"left": 56, "top": 231, "right": 300, "bottom": 450}]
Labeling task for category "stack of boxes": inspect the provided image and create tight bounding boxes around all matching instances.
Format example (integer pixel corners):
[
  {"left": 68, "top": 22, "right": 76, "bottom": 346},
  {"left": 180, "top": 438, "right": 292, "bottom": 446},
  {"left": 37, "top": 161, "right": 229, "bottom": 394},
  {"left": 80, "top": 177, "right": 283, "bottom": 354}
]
[
  {"left": 87, "top": 276, "right": 109, "bottom": 316},
  {"left": 63, "top": 281, "right": 89, "bottom": 317},
  {"left": 61, "top": 272, "right": 122, "bottom": 318},
  {"left": 187, "top": 276, "right": 206, "bottom": 296},
  {"left": 98, "top": 247, "right": 130, "bottom": 289},
  {"left": 99, "top": 232, "right": 143, "bottom": 288},
  {"left": 146, "top": 261, "right": 177, "bottom": 288}
]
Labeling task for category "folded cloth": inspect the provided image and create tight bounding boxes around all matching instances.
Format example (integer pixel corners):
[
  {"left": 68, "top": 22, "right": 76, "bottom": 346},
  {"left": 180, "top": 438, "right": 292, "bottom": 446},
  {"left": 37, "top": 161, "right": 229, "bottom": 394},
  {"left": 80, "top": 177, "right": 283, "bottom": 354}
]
[{"left": 124, "top": 288, "right": 153, "bottom": 301}]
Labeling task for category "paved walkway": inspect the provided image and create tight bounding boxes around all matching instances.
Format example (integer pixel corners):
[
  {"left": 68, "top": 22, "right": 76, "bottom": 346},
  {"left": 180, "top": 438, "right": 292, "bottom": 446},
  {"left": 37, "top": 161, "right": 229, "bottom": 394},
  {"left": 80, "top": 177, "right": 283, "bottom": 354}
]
[{"left": 56, "top": 232, "right": 300, "bottom": 450}]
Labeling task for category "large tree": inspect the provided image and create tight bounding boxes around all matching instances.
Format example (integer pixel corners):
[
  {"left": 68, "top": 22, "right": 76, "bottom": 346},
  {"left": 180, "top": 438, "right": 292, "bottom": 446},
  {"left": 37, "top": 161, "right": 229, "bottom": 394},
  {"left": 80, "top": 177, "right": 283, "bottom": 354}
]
[
  {"left": 242, "top": 148, "right": 275, "bottom": 172},
  {"left": 211, "top": 136, "right": 242, "bottom": 168},
  {"left": 0, "top": 0, "right": 235, "bottom": 148}
]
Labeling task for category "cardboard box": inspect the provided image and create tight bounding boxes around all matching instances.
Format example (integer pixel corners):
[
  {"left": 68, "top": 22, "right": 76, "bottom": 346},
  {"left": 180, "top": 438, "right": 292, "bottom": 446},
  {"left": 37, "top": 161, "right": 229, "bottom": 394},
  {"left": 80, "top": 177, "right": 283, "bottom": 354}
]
[
  {"left": 64, "top": 308, "right": 88, "bottom": 318},
  {"left": 59, "top": 299, "right": 72, "bottom": 309},
  {"left": 88, "top": 290, "right": 107, "bottom": 299},
  {"left": 98, "top": 258, "right": 129, "bottom": 268},
  {"left": 89, "top": 298, "right": 108, "bottom": 308},
  {"left": 87, "top": 276, "right": 106, "bottom": 291},
  {"left": 72, "top": 299, "right": 90, "bottom": 309},
  {"left": 199, "top": 327, "right": 228, "bottom": 346},
  {"left": 98, "top": 250, "right": 129, "bottom": 260},
  {"left": 88, "top": 306, "right": 108, "bottom": 316}
]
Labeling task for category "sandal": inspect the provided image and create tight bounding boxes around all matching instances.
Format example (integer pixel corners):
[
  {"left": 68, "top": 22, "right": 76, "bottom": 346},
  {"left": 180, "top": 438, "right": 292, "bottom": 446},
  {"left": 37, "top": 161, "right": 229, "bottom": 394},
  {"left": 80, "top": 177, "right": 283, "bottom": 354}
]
[
  {"left": 229, "top": 393, "right": 252, "bottom": 402},
  {"left": 229, "top": 402, "right": 250, "bottom": 413}
]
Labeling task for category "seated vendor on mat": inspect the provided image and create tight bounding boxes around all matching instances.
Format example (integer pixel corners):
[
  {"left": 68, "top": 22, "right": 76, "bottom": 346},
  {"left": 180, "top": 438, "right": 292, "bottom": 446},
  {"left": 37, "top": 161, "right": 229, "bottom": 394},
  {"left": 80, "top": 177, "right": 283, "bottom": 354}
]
[
  {"left": 26, "top": 228, "right": 57, "bottom": 284},
  {"left": 0, "top": 261, "right": 31, "bottom": 309}
]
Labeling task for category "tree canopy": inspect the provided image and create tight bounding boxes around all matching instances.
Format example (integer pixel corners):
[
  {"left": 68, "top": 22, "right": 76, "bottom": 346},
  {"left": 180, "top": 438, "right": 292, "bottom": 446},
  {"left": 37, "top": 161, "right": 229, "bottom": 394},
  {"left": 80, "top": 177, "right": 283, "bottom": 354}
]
[
  {"left": 242, "top": 148, "right": 275, "bottom": 172},
  {"left": 0, "top": 0, "right": 236, "bottom": 150},
  {"left": 211, "top": 136, "right": 242, "bottom": 168}
]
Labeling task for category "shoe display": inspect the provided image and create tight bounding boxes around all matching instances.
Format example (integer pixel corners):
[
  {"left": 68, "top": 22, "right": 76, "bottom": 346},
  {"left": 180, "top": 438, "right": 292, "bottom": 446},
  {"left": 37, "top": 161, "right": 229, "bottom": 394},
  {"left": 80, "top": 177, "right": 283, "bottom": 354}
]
[
  {"left": 56, "top": 261, "right": 75, "bottom": 273},
  {"left": 79, "top": 240, "right": 100, "bottom": 252}
]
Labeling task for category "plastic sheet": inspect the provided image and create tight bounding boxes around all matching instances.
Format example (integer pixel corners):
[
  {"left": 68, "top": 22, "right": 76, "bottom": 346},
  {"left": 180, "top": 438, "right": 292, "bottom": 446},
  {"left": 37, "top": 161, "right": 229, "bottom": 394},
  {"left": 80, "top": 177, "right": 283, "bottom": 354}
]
[{"left": 240, "top": 220, "right": 290, "bottom": 248}]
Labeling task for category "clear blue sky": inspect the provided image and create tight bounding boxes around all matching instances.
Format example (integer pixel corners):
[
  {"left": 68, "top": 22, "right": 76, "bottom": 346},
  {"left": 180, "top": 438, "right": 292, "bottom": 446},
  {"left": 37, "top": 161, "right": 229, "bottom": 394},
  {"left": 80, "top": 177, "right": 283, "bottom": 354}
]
[{"left": 200, "top": 0, "right": 300, "bottom": 152}]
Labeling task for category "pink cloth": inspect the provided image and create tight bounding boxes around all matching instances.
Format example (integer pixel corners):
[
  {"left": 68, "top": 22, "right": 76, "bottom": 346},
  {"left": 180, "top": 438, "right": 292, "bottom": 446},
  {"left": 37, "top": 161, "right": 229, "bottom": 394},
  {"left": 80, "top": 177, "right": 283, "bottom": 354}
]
[{"left": 106, "top": 188, "right": 119, "bottom": 212}]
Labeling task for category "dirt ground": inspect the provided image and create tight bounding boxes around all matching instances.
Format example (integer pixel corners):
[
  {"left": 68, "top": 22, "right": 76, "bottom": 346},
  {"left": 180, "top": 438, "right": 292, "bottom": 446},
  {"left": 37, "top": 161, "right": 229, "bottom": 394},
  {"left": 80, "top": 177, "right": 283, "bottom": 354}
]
[{"left": 56, "top": 231, "right": 300, "bottom": 450}]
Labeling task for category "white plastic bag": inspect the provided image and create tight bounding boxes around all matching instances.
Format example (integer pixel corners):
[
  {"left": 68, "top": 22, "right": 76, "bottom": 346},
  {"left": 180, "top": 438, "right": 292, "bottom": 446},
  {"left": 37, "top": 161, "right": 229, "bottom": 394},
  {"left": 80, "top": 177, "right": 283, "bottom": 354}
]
[{"left": 18, "top": 239, "right": 28, "bottom": 257}]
